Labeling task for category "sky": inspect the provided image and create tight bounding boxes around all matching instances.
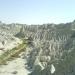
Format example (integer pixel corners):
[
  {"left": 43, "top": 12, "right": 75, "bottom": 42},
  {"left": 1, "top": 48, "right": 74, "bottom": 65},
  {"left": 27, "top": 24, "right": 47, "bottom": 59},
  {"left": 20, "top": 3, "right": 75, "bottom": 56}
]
[{"left": 0, "top": 0, "right": 75, "bottom": 24}]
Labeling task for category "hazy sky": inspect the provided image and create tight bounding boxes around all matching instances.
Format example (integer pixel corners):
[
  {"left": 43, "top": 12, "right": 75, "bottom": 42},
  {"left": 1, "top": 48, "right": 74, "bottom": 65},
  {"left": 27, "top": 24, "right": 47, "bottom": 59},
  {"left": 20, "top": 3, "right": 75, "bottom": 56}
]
[{"left": 0, "top": 0, "right": 75, "bottom": 24}]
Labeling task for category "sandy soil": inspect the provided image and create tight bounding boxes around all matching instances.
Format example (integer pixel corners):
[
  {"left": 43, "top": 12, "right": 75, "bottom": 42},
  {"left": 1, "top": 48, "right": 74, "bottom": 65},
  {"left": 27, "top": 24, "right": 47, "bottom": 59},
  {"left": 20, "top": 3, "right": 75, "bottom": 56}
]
[{"left": 0, "top": 58, "right": 30, "bottom": 75}]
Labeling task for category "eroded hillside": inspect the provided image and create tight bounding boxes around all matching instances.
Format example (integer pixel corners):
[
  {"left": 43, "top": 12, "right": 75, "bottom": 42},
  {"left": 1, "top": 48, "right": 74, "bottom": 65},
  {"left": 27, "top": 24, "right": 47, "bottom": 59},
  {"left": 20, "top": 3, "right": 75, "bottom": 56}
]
[{"left": 0, "top": 20, "right": 75, "bottom": 75}]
